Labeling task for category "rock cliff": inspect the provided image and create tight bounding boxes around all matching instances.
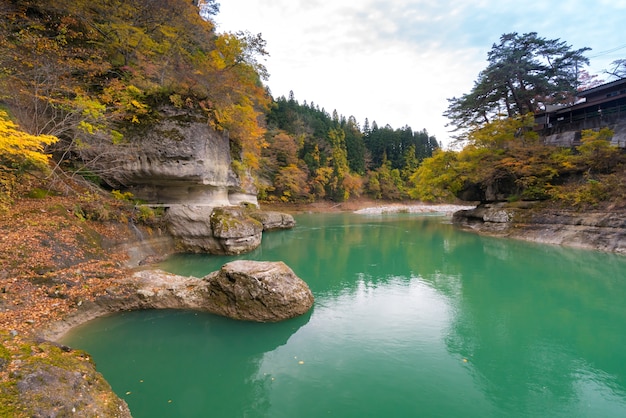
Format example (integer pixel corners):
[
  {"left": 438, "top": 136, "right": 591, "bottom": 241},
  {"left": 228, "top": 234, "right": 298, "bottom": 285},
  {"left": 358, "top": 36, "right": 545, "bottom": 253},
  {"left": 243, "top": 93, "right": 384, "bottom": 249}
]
[
  {"left": 102, "top": 108, "right": 257, "bottom": 207},
  {"left": 92, "top": 107, "right": 295, "bottom": 254},
  {"left": 453, "top": 202, "right": 626, "bottom": 254}
]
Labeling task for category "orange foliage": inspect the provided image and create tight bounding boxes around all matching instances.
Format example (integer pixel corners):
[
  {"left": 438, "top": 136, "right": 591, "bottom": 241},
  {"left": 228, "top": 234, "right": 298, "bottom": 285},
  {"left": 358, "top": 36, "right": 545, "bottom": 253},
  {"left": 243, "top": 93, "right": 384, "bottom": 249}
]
[{"left": 0, "top": 0, "right": 271, "bottom": 172}]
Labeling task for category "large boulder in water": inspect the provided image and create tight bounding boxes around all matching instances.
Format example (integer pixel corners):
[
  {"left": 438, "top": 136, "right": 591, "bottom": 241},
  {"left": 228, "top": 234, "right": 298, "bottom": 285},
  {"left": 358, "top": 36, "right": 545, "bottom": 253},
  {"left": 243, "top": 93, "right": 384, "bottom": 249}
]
[{"left": 204, "top": 260, "right": 313, "bottom": 321}]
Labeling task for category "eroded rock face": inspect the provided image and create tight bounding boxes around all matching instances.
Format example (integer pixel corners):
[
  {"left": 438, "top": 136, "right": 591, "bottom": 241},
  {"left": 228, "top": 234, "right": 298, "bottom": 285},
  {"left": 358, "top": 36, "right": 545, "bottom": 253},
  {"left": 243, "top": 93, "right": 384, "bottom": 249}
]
[
  {"left": 97, "top": 108, "right": 257, "bottom": 207},
  {"left": 166, "top": 205, "right": 263, "bottom": 254},
  {"left": 453, "top": 202, "right": 626, "bottom": 254},
  {"left": 87, "top": 107, "right": 298, "bottom": 255}
]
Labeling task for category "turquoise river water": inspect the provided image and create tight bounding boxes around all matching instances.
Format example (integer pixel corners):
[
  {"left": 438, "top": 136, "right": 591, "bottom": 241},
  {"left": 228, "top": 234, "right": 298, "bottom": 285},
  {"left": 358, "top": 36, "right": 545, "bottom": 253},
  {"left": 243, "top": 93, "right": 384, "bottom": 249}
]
[{"left": 62, "top": 212, "right": 626, "bottom": 418}]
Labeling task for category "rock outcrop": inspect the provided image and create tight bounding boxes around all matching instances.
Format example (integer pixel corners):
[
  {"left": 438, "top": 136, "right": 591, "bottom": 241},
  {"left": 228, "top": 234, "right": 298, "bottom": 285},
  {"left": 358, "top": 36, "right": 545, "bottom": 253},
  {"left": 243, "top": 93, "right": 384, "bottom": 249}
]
[
  {"left": 164, "top": 205, "right": 296, "bottom": 254},
  {"left": 3, "top": 338, "right": 131, "bottom": 417},
  {"left": 453, "top": 202, "right": 626, "bottom": 254},
  {"left": 90, "top": 107, "right": 297, "bottom": 255},
  {"left": 42, "top": 261, "right": 314, "bottom": 341},
  {"left": 166, "top": 205, "right": 264, "bottom": 254},
  {"left": 202, "top": 260, "right": 313, "bottom": 321},
  {"left": 99, "top": 107, "right": 257, "bottom": 207},
  {"left": 246, "top": 210, "right": 296, "bottom": 231}
]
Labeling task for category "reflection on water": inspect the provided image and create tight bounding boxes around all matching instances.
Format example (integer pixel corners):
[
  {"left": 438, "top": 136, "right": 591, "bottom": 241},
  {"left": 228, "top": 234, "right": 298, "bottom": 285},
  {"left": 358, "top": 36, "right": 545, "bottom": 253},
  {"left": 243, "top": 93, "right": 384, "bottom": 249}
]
[{"left": 63, "top": 213, "right": 626, "bottom": 418}]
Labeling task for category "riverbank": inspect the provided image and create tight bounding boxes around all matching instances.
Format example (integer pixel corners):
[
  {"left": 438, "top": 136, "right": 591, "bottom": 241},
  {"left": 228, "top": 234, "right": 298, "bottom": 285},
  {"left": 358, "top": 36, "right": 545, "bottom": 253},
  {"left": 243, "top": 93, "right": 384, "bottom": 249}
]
[
  {"left": 0, "top": 192, "right": 146, "bottom": 416},
  {"left": 0, "top": 196, "right": 468, "bottom": 340},
  {"left": 260, "top": 198, "right": 475, "bottom": 215}
]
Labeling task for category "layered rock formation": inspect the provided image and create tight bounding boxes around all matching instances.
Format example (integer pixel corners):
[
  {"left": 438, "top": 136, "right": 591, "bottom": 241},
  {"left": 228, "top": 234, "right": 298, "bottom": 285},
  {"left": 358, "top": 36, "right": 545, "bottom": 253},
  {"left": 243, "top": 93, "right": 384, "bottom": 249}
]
[
  {"left": 165, "top": 206, "right": 296, "bottom": 254},
  {"left": 102, "top": 108, "right": 257, "bottom": 207},
  {"left": 453, "top": 202, "right": 626, "bottom": 254},
  {"left": 93, "top": 107, "right": 295, "bottom": 254},
  {"left": 246, "top": 209, "right": 297, "bottom": 231},
  {"left": 166, "top": 206, "right": 263, "bottom": 254}
]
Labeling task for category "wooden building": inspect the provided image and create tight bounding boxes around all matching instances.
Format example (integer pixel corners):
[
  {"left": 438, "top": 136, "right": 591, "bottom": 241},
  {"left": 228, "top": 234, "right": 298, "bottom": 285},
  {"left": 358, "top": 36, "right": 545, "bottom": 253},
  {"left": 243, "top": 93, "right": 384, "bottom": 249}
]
[{"left": 536, "top": 77, "right": 626, "bottom": 148}]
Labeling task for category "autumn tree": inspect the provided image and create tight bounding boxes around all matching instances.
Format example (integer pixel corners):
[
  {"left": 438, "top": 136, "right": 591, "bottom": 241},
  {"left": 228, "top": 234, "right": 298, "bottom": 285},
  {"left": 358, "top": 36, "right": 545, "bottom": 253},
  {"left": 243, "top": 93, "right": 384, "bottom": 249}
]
[
  {"left": 576, "top": 128, "right": 623, "bottom": 173},
  {"left": 577, "top": 69, "right": 604, "bottom": 91},
  {"left": 0, "top": 110, "right": 58, "bottom": 205},
  {"left": 408, "top": 150, "right": 461, "bottom": 202},
  {"left": 0, "top": 110, "right": 57, "bottom": 172},
  {"left": 367, "top": 160, "right": 404, "bottom": 200},
  {"left": 408, "top": 114, "right": 599, "bottom": 202},
  {"left": 274, "top": 164, "right": 310, "bottom": 202},
  {"left": 0, "top": 0, "right": 271, "bottom": 186},
  {"left": 265, "top": 93, "right": 437, "bottom": 202}
]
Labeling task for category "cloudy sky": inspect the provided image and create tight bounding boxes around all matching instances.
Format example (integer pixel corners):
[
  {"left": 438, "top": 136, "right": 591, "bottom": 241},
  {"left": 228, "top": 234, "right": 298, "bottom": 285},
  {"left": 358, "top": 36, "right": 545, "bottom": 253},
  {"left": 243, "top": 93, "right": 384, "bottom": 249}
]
[{"left": 216, "top": 0, "right": 626, "bottom": 146}]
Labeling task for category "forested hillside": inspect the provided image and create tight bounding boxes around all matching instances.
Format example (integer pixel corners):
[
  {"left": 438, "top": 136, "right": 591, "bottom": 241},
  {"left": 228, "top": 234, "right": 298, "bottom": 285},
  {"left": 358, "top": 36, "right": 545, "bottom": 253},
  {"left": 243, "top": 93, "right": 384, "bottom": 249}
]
[
  {"left": 0, "top": 0, "right": 440, "bottom": 207},
  {"left": 262, "top": 94, "right": 439, "bottom": 202}
]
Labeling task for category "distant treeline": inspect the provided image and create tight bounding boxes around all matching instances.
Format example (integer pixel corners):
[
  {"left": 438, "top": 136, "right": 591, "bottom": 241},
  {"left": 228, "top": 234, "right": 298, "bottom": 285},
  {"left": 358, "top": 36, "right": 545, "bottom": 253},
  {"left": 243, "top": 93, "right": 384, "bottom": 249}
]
[{"left": 260, "top": 92, "right": 440, "bottom": 201}]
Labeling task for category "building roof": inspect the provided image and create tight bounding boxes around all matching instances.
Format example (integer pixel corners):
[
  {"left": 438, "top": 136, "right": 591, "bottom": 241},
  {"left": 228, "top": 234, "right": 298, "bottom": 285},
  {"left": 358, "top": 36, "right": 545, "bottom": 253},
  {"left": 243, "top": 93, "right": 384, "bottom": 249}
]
[{"left": 577, "top": 77, "right": 626, "bottom": 98}]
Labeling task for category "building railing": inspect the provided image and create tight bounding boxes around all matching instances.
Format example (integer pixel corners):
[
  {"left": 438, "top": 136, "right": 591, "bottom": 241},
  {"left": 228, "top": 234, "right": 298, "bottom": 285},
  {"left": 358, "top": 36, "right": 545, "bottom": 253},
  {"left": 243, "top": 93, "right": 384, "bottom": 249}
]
[{"left": 541, "top": 103, "right": 626, "bottom": 136}]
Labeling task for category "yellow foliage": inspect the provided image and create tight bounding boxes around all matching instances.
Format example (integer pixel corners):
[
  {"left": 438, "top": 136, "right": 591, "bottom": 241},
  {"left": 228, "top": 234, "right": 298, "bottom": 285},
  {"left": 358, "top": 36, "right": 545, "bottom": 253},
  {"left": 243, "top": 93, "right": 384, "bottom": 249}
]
[
  {"left": 0, "top": 110, "right": 57, "bottom": 171},
  {"left": 408, "top": 149, "right": 463, "bottom": 202},
  {"left": 466, "top": 113, "right": 538, "bottom": 149}
]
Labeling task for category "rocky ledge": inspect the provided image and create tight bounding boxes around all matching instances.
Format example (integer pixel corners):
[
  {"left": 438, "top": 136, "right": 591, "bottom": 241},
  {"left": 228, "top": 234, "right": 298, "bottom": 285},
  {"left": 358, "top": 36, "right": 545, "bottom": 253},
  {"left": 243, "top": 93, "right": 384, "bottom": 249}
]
[
  {"left": 166, "top": 206, "right": 296, "bottom": 254},
  {"left": 453, "top": 202, "right": 626, "bottom": 254},
  {"left": 42, "top": 260, "right": 314, "bottom": 341},
  {"left": 1, "top": 338, "right": 132, "bottom": 417}
]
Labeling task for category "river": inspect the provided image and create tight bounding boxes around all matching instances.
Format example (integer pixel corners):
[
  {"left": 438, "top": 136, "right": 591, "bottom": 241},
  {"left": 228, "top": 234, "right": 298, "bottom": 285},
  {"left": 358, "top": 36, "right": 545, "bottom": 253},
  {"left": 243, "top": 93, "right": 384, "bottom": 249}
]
[{"left": 62, "top": 212, "right": 626, "bottom": 417}]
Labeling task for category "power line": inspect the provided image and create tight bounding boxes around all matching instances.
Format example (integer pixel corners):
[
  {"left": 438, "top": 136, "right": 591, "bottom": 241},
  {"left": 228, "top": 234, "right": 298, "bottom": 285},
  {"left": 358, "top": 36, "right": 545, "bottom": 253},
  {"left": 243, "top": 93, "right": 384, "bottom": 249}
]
[{"left": 588, "top": 44, "right": 626, "bottom": 59}]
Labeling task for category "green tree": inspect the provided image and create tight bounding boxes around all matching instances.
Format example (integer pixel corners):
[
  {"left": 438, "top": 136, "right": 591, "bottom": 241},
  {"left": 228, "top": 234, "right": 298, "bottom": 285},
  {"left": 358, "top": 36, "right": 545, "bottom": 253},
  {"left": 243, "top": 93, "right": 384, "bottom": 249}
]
[
  {"left": 327, "top": 128, "right": 350, "bottom": 200},
  {"left": 445, "top": 32, "right": 590, "bottom": 133},
  {"left": 344, "top": 116, "right": 366, "bottom": 174},
  {"left": 401, "top": 145, "right": 420, "bottom": 182},
  {"left": 408, "top": 149, "right": 461, "bottom": 202},
  {"left": 367, "top": 160, "right": 404, "bottom": 200}
]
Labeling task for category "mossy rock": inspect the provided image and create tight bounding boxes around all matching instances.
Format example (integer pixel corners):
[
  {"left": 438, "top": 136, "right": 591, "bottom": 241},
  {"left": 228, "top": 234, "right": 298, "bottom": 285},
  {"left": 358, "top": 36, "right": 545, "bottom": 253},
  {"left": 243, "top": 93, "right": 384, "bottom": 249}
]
[
  {"left": 0, "top": 337, "right": 131, "bottom": 418},
  {"left": 210, "top": 207, "right": 262, "bottom": 239}
]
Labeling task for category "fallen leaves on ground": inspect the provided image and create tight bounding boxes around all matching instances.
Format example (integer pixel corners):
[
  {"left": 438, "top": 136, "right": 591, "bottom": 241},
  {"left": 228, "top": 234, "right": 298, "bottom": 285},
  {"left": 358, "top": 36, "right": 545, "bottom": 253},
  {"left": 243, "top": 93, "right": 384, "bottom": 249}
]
[{"left": 0, "top": 193, "right": 138, "bottom": 336}]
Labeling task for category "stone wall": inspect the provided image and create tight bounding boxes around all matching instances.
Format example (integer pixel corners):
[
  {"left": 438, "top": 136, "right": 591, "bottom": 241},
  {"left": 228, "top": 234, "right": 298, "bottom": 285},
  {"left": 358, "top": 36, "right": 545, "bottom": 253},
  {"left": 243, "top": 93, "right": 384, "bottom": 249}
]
[{"left": 543, "top": 115, "right": 626, "bottom": 148}]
